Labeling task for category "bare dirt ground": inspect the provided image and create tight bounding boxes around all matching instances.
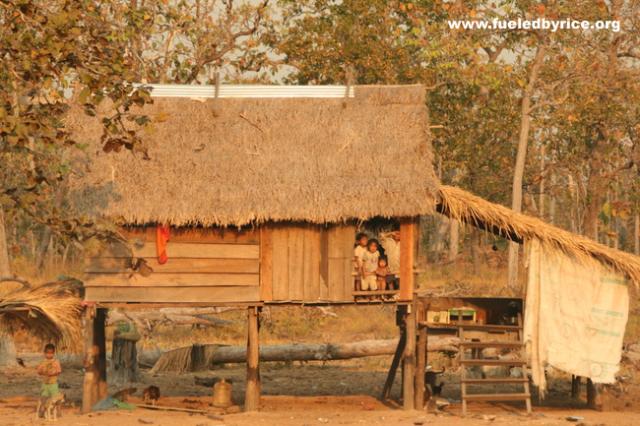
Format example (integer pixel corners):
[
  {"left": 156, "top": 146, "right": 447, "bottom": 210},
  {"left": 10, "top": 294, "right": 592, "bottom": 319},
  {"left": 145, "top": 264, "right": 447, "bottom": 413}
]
[{"left": 2, "top": 358, "right": 640, "bottom": 426}]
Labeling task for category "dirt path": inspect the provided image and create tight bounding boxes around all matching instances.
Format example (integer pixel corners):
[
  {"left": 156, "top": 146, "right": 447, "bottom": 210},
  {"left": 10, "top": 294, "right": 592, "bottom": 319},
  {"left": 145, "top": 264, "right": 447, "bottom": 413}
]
[
  {"left": 1, "top": 395, "right": 640, "bottom": 426},
  {"left": 3, "top": 355, "right": 640, "bottom": 426}
]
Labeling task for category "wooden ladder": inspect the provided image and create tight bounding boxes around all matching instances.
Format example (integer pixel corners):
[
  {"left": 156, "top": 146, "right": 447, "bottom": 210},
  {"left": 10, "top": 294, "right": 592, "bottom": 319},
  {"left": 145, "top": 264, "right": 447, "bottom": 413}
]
[{"left": 458, "top": 323, "right": 532, "bottom": 416}]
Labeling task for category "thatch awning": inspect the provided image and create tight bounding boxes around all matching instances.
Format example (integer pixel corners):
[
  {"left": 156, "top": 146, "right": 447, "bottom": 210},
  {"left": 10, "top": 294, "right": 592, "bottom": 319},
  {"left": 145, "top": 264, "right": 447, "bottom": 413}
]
[
  {"left": 67, "top": 85, "right": 437, "bottom": 226},
  {"left": 437, "top": 185, "right": 640, "bottom": 285}
]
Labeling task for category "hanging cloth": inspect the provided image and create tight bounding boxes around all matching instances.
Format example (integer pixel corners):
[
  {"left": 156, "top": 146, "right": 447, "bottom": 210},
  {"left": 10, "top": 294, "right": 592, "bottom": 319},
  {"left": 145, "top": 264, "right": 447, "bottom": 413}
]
[
  {"left": 156, "top": 225, "right": 170, "bottom": 264},
  {"left": 524, "top": 239, "right": 629, "bottom": 397}
]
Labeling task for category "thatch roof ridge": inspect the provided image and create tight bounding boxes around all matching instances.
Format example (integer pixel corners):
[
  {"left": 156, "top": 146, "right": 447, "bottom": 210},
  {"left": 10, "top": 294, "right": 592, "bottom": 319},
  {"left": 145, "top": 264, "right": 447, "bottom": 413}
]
[
  {"left": 437, "top": 185, "right": 640, "bottom": 285},
  {"left": 67, "top": 85, "right": 438, "bottom": 226}
]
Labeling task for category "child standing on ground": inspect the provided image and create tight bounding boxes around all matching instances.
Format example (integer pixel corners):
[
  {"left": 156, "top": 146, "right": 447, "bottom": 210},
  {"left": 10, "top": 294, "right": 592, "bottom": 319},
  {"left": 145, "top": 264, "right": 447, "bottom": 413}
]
[
  {"left": 36, "top": 343, "right": 62, "bottom": 415},
  {"left": 361, "top": 239, "right": 380, "bottom": 291},
  {"left": 353, "top": 233, "right": 369, "bottom": 291}
]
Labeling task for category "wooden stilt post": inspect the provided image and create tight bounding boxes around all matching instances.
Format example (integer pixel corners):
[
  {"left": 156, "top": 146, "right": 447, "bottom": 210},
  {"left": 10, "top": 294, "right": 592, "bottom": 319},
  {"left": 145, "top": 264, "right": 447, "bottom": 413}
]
[
  {"left": 571, "top": 375, "right": 581, "bottom": 399},
  {"left": 586, "top": 379, "right": 602, "bottom": 410},
  {"left": 82, "top": 305, "right": 98, "bottom": 414},
  {"left": 381, "top": 324, "right": 406, "bottom": 401},
  {"left": 245, "top": 306, "right": 260, "bottom": 411},
  {"left": 414, "top": 304, "right": 427, "bottom": 409},
  {"left": 402, "top": 304, "right": 416, "bottom": 410},
  {"left": 94, "top": 308, "right": 108, "bottom": 400}
]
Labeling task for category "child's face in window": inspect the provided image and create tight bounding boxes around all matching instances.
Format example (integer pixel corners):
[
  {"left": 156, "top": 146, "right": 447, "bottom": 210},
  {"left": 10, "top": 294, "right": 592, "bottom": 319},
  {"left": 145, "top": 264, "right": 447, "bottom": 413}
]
[
  {"left": 44, "top": 349, "right": 55, "bottom": 360},
  {"left": 359, "top": 236, "right": 368, "bottom": 247},
  {"left": 378, "top": 259, "right": 387, "bottom": 268},
  {"left": 368, "top": 242, "right": 378, "bottom": 253}
]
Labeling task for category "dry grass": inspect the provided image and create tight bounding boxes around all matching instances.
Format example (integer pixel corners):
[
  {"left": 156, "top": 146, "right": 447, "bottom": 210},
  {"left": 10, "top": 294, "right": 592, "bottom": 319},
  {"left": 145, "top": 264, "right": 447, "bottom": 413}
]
[{"left": 139, "top": 305, "right": 399, "bottom": 354}]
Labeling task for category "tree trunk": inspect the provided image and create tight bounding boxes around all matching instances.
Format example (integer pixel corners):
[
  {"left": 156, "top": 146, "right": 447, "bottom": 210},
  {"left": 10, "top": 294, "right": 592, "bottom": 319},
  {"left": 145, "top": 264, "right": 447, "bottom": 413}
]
[
  {"left": 634, "top": 212, "right": 640, "bottom": 255},
  {"left": 0, "top": 207, "right": 11, "bottom": 278},
  {"left": 0, "top": 207, "right": 17, "bottom": 368},
  {"left": 0, "top": 335, "right": 17, "bottom": 367},
  {"left": 539, "top": 143, "right": 545, "bottom": 219},
  {"left": 150, "top": 337, "right": 460, "bottom": 373},
  {"left": 508, "top": 44, "right": 546, "bottom": 291},
  {"left": 448, "top": 219, "right": 459, "bottom": 262}
]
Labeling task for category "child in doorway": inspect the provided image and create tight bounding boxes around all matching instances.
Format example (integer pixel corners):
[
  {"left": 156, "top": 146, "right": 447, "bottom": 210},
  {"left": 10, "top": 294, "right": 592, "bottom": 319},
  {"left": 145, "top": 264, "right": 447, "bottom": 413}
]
[
  {"left": 376, "top": 257, "right": 391, "bottom": 292},
  {"left": 353, "top": 232, "right": 369, "bottom": 291},
  {"left": 361, "top": 239, "right": 380, "bottom": 291},
  {"left": 36, "top": 343, "right": 62, "bottom": 416}
]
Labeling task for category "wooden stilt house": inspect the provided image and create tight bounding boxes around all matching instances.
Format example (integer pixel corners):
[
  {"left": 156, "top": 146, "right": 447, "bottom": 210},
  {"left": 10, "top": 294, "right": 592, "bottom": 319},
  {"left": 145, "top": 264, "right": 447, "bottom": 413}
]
[
  {"left": 68, "top": 85, "right": 437, "bottom": 411},
  {"left": 68, "top": 84, "right": 640, "bottom": 414}
]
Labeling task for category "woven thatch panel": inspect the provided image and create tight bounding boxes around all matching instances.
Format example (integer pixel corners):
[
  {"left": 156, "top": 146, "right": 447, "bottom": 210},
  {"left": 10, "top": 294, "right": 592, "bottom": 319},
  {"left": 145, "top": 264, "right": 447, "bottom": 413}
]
[
  {"left": 437, "top": 185, "right": 640, "bottom": 286},
  {"left": 67, "top": 85, "right": 437, "bottom": 226}
]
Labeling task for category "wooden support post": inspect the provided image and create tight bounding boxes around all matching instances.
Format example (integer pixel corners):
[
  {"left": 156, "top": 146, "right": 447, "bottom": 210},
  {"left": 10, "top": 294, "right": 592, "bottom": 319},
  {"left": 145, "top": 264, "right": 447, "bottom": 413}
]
[
  {"left": 82, "top": 305, "right": 99, "bottom": 414},
  {"left": 571, "top": 375, "right": 581, "bottom": 399},
  {"left": 381, "top": 326, "right": 406, "bottom": 401},
  {"left": 245, "top": 306, "right": 260, "bottom": 411},
  {"left": 399, "top": 219, "right": 417, "bottom": 301},
  {"left": 586, "top": 379, "right": 603, "bottom": 410},
  {"left": 94, "top": 308, "right": 108, "bottom": 400},
  {"left": 414, "top": 306, "right": 427, "bottom": 408},
  {"left": 402, "top": 305, "right": 416, "bottom": 410}
]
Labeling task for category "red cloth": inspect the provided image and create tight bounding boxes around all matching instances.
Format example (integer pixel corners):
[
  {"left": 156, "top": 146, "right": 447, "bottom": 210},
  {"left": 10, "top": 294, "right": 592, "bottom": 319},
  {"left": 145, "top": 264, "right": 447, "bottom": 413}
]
[{"left": 156, "top": 225, "right": 170, "bottom": 264}]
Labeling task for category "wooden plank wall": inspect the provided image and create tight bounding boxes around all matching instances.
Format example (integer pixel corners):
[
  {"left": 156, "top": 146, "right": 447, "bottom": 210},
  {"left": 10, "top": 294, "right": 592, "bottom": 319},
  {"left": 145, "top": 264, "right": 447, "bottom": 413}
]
[
  {"left": 267, "top": 224, "right": 355, "bottom": 302},
  {"left": 84, "top": 227, "right": 261, "bottom": 304}
]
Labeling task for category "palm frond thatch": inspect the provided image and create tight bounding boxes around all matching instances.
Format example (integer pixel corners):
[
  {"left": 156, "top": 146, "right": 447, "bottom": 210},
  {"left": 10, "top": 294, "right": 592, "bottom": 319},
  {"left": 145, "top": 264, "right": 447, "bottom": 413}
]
[
  {"left": 437, "top": 185, "right": 640, "bottom": 286},
  {"left": 0, "top": 279, "right": 84, "bottom": 349}
]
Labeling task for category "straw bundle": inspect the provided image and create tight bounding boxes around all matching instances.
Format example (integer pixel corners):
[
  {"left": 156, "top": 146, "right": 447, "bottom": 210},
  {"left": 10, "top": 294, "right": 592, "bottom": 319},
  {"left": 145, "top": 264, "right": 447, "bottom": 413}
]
[
  {"left": 0, "top": 279, "right": 84, "bottom": 348},
  {"left": 65, "top": 85, "right": 437, "bottom": 226},
  {"left": 437, "top": 185, "right": 640, "bottom": 285}
]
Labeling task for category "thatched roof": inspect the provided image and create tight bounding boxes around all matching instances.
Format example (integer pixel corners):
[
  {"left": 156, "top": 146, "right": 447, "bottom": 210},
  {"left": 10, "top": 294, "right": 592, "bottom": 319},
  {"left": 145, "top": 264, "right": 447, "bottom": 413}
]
[
  {"left": 437, "top": 185, "right": 640, "bottom": 285},
  {"left": 67, "top": 85, "right": 437, "bottom": 226},
  {"left": 0, "top": 279, "right": 83, "bottom": 348}
]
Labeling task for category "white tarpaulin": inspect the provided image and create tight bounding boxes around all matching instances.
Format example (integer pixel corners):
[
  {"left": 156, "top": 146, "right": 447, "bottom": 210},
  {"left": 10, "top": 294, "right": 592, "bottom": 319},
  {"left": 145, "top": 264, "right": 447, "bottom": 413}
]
[{"left": 524, "top": 239, "right": 629, "bottom": 395}]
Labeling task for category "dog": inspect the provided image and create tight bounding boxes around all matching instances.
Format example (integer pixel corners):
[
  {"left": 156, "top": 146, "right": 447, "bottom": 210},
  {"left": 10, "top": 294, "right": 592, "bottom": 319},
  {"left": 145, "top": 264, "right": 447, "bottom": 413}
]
[
  {"left": 424, "top": 368, "right": 446, "bottom": 409},
  {"left": 36, "top": 392, "right": 65, "bottom": 421},
  {"left": 142, "top": 385, "right": 160, "bottom": 405}
]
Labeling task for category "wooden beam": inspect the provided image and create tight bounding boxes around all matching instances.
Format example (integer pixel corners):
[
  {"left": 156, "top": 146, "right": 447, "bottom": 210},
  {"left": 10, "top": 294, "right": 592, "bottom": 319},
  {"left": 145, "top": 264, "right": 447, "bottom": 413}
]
[
  {"left": 86, "top": 258, "right": 260, "bottom": 274},
  {"left": 120, "top": 226, "right": 259, "bottom": 244},
  {"left": 402, "top": 306, "right": 416, "bottom": 410},
  {"left": 102, "top": 242, "right": 259, "bottom": 259},
  {"left": 259, "top": 227, "right": 273, "bottom": 301},
  {"left": 84, "top": 272, "right": 259, "bottom": 287},
  {"left": 84, "top": 286, "right": 260, "bottom": 304},
  {"left": 245, "top": 307, "right": 260, "bottom": 411},
  {"left": 82, "top": 306, "right": 98, "bottom": 413},
  {"left": 381, "top": 327, "right": 406, "bottom": 401},
  {"left": 571, "top": 375, "right": 581, "bottom": 399},
  {"left": 415, "top": 305, "right": 427, "bottom": 408},
  {"left": 399, "top": 219, "right": 417, "bottom": 301},
  {"left": 94, "top": 308, "right": 108, "bottom": 401},
  {"left": 587, "top": 378, "right": 603, "bottom": 410}
]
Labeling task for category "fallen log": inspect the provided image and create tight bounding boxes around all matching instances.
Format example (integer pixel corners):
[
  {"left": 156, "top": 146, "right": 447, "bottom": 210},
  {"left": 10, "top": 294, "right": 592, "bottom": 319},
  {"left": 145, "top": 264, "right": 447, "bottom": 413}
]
[{"left": 150, "top": 337, "right": 459, "bottom": 373}]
